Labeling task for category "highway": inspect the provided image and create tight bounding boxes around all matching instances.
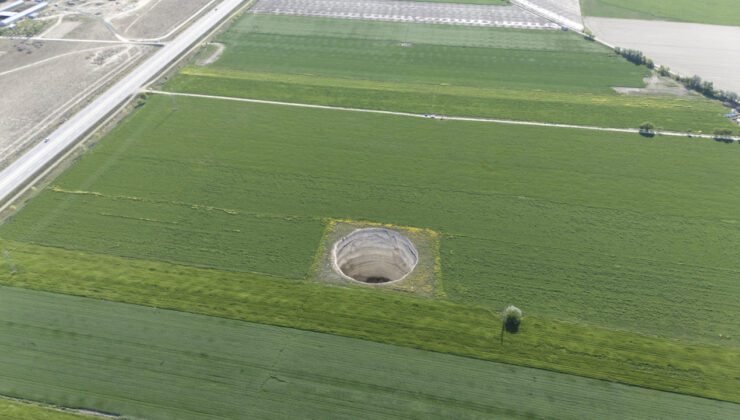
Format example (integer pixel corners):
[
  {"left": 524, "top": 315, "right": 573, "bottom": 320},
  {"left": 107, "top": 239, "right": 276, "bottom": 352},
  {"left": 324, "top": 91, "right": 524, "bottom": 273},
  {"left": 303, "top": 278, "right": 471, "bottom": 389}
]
[{"left": 0, "top": 0, "right": 246, "bottom": 205}]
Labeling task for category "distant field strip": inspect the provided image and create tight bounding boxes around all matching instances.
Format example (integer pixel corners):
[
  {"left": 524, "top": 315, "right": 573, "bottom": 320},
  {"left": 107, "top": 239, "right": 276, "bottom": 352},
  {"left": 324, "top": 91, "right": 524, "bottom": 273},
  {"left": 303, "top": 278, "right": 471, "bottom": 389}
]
[
  {"left": 580, "top": 0, "right": 740, "bottom": 26},
  {"left": 2, "top": 249, "right": 740, "bottom": 406},
  {"left": 166, "top": 14, "right": 734, "bottom": 132},
  {"left": 251, "top": 0, "right": 558, "bottom": 29},
  {"left": 151, "top": 88, "right": 739, "bottom": 141},
  {"left": 3, "top": 96, "right": 740, "bottom": 349}
]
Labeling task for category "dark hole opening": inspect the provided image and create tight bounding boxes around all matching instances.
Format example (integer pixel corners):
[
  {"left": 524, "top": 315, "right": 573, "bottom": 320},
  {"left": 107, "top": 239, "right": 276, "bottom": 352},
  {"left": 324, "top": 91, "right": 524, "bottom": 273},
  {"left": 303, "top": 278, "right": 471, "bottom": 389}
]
[{"left": 365, "top": 276, "right": 392, "bottom": 284}]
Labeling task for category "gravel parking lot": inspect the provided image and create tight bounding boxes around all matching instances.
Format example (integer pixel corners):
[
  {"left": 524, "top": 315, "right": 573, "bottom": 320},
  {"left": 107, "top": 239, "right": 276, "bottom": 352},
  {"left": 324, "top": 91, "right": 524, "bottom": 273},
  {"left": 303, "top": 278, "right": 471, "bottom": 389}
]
[{"left": 251, "top": 0, "right": 559, "bottom": 29}]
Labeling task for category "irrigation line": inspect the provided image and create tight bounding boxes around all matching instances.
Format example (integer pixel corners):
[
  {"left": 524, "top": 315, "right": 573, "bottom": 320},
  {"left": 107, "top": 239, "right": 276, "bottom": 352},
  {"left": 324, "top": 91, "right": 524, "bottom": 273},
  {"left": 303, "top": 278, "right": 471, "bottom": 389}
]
[{"left": 145, "top": 90, "right": 740, "bottom": 142}]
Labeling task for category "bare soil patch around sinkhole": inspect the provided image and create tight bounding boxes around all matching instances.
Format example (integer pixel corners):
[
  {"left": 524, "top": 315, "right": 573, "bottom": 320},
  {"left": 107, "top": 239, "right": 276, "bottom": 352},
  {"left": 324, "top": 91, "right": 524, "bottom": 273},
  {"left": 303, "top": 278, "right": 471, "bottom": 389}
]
[{"left": 310, "top": 220, "right": 442, "bottom": 297}]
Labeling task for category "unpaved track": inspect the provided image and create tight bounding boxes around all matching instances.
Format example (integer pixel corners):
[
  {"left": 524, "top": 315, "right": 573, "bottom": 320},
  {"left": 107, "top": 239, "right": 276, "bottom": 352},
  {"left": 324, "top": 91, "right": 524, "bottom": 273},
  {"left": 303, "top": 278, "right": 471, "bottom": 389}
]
[{"left": 148, "top": 90, "right": 739, "bottom": 141}]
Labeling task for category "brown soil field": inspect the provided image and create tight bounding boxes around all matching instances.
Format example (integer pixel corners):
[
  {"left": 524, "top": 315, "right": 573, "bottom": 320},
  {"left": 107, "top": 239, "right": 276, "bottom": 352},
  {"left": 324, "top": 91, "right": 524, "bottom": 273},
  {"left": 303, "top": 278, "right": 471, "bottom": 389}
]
[
  {"left": 586, "top": 17, "right": 740, "bottom": 95},
  {"left": 111, "top": 0, "right": 214, "bottom": 40},
  {"left": 0, "top": 40, "right": 153, "bottom": 169}
]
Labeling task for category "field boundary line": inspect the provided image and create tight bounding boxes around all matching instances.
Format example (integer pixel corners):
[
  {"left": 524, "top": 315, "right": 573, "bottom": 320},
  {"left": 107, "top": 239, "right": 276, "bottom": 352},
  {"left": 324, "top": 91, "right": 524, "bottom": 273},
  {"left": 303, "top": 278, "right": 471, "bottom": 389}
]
[{"left": 145, "top": 90, "right": 739, "bottom": 141}]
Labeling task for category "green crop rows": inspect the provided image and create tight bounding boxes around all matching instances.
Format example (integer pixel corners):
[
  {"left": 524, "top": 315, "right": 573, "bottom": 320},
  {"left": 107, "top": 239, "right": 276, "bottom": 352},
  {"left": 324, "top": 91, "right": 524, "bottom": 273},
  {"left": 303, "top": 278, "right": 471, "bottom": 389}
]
[
  {"left": 1, "top": 9, "right": 739, "bottom": 418},
  {"left": 3, "top": 95, "right": 740, "bottom": 351},
  {"left": 2, "top": 286, "right": 740, "bottom": 418},
  {"left": 165, "top": 15, "right": 735, "bottom": 132},
  {"left": 580, "top": 0, "right": 740, "bottom": 26},
  {"left": 3, "top": 239, "right": 740, "bottom": 404}
]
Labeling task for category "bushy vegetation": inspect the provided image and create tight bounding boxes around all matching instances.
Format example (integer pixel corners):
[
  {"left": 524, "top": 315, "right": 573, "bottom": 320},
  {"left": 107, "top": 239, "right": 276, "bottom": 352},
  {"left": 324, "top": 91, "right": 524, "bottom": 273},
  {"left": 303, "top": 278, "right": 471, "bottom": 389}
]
[
  {"left": 503, "top": 306, "right": 522, "bottom": 333},
  {"left": 614, "top": 47, "right": 654, "bottom": 69}
]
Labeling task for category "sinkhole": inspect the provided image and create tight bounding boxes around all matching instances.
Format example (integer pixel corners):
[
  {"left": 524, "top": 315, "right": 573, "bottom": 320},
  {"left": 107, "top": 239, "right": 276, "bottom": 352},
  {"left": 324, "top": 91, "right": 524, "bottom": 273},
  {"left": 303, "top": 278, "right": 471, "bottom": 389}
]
[{"left": 332, "top": 228, "right": 418, "bottom": 284}]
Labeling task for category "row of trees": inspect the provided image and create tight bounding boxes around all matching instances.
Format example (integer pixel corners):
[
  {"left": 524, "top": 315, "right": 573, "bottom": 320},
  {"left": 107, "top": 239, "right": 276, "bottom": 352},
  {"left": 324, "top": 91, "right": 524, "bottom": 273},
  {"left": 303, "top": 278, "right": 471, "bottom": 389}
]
[
  {"left": 614, "top": 47, "right": 655, "bottom": 69},
  {"left": 617, "top": 49, "right": 740, "bottom": 109}
]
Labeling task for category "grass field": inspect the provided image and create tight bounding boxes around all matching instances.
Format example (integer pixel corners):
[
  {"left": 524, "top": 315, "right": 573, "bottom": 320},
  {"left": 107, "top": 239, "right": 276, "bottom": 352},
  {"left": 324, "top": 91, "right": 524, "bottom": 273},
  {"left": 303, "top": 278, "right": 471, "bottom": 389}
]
[
  {"left": 1, "top": 286, "right": 739, "bottom": 418},
  {"left": 165, "top": 15, "right": 735, "bottom": 132},
  {"left": 580, "top": 0, "right": 740, "bottom": 26},
  {"left": 2, "top": 95, "right": 740, "bottom": 351},
  {"left": 2, "top": 11, "right": 740, "bottom": 415},
  {"left": 0, "top": 398, "right": 89, "bottom": 420}
]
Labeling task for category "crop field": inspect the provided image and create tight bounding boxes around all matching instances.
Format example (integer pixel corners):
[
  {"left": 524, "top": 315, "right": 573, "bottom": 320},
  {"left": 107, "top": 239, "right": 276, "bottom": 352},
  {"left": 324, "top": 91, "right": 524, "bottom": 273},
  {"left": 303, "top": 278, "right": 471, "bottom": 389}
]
[
  {"left": 164, "top": 14, "right": 736, "bottom": 132},
  {"left": 3, "top": 95, "right": 740, "bottom": 351},
  {"left": 3, "top": 238, "right": 740, "bottom": 404},
  {"left": 5, "top": 287, "right": 739, "bottom": 419},
  {"left": 3, "top": 285, "right": 740, "bottom": 419},
  {"left": 2, "top": 5, "right": 740, "bottom": 418},
  {"left": 580, "top": 0, "right": 740, "bottom": 26}
]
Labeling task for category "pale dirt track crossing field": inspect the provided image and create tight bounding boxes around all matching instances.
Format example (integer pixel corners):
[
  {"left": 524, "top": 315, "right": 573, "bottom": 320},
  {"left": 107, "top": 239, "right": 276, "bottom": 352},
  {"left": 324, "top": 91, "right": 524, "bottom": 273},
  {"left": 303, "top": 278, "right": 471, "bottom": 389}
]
[
  {"left": 586, "top": 17, "right": 740, "bottom": 95},
  {"left": 147, "top": 90, "right": 739, "bottom": 141},
  {"left": 251, "top": 0, "right": 559, "bottom": 29}
]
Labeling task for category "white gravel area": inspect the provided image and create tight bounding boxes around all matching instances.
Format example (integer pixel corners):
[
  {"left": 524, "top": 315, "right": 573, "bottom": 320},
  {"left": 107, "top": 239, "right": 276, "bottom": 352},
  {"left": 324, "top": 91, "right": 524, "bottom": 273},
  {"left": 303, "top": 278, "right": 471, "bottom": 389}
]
[
  {"left": 511, "top": 0, "right": 582, "bottom": 30},
  {"left": 251, "top": 0, "right": 559, "bottom": 29},
  {"left": 586, "top": 17, "right": 740, "bottom": 94}
]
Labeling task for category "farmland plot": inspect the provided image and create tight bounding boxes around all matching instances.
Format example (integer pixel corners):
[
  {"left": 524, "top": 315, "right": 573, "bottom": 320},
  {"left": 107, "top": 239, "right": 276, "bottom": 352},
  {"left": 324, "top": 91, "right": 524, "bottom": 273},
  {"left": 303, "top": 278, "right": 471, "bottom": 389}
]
[
  {"left": 2, "top": 96, "right": 740, "bottom": 347},
  {"left": 580, "top": 0, "right": 740, "bottom": 26},
  {"left": 165, "top": 14, "right": 735, "bottom": 132},
  {"left": 1, "top": 286, "right": 739, "bottom": 419}
]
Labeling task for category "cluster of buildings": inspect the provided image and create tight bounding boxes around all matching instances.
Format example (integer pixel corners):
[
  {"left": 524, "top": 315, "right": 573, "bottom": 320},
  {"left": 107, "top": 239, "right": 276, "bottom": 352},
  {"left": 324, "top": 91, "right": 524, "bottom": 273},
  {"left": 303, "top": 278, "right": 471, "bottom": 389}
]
[{"left": 0, "top": 1, "right": 48, "bottom": 28}]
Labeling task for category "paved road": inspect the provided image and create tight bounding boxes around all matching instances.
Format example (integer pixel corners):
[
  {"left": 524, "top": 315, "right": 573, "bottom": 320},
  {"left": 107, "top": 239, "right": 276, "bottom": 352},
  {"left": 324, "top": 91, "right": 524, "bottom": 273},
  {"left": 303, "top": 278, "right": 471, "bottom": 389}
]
[
  {"left": 0, "top": 0, "right": 247, "bottom": 205},
  {"left": 149, "top": 90, "right": 739, "bottom": 141}
]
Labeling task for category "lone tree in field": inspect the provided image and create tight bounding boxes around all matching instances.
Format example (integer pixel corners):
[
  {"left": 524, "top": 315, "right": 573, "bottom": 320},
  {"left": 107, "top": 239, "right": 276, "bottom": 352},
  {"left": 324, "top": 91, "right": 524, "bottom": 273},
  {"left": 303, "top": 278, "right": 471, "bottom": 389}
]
[
  {"left": 502, "top": 305, "right": 523, "bottom": 334},
  {"left": 639, "top": 122, "right": 656, "bottom": 136}
]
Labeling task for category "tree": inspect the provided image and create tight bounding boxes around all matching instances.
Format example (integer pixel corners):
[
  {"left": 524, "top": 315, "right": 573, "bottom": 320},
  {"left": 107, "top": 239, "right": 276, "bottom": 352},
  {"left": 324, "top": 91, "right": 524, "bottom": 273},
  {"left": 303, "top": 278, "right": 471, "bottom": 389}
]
[
  {"left": 639, "top": 122, "right": 656, "bottom": 134},
  {"left": 714, "top": 129, "right": 734, "bottom": 140},
  {"left": 503, "top": 306, "right": 523, "bottom": 334}
]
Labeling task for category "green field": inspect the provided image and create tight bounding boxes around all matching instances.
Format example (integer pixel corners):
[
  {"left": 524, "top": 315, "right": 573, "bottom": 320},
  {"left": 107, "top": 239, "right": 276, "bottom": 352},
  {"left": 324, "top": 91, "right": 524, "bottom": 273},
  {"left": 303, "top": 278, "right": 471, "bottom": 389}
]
[
  {"left": 3, "top": 95, "right": 740, "bottom": 351},
  {"left": 2, "top": 239, "right": 740, "bottom": 403},
  {"left": 581, "top": 0, "right": 740, "bottom": 26},
  {"left": 1, "top": 286, "right": 739, "bottom": 419},
  {"left": 2, "top": 9, "right": 740, "bottom": 416},
  {"left": 166, "top": 15, "right": 734, "bottom": 132},
  {"left": 0, "top": 398, "right": 88, "bottom": 420}
]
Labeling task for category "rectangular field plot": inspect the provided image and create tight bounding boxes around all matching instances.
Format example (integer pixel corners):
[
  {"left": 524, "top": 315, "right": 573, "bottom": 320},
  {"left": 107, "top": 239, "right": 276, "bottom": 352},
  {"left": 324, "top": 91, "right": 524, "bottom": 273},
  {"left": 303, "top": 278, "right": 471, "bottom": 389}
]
[
  {"left": 165, "top": 14, "right": 736, "bottom": 132},
  {"left": 1, "top": 286, "right": 739, "bottom": 419},
  {"left": 581, "top": 0, "right": 740, "bottom": 26},
  {"left": 3, "top": 95, "right": 740, "bottom": 349},
  {"left": 3, "top": 240, "right": 740, "bottom": 403}
]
